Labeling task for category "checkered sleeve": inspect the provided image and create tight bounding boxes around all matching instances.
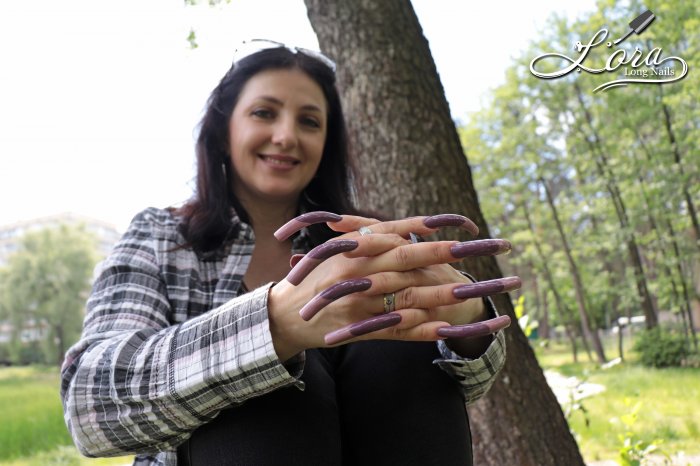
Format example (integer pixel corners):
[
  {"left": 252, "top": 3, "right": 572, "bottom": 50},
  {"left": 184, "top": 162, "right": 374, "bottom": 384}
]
[
  {"left": 60, "top": 211, "right": 302, "bottom": 458},
  {"left": 434, "top": 294, "right": 507, "bottom": 406}
]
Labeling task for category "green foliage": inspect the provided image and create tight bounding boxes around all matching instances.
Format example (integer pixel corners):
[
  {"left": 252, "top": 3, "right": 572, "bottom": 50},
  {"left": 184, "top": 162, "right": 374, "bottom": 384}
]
[
  {"left": 633, "top": 328, "right": 688, "bottom": 368},
  {"left": 615, "top": 399, "right": 669, "bottom": 466},
  {"left": 460, "top": 0, "right": 700, "bottom": 357},
  {"left": 0, "top": 225, "right": 98, "bottom": 366},
  {"left": 514, "top": 295, "right": 537, "bottom": 338}
]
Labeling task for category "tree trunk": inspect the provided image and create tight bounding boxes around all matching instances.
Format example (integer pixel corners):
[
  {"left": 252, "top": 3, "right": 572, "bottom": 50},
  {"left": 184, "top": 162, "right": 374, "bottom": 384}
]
[
  {"left": 304, "top": 1, "right": 585, "bottom": 464},
  {"left": 533, "top": 270, "right": 550, "bottom": 340},
  {"left": 522, "top": 201, "right": 581, "bottom": 361},
  {"left": 571, "top": 86, "right": 658, "bottom": 328},
  {"left": 55, "top": 324, "right": 65, "bottom": 367},
  {"left": 618, "top": 323, "right": 625, "bottom": 362},
  {"left": 636, "top": 133, "right": 698, "bottom": 349},
  {"left": 565, "top": 324, "right": 579, "bottom": 363},
  {"left": 540, "top": 177, "right": 607, "bottom": 363},
  {"left": 658, "top": 86, "right": 700, "bottom": 245}
]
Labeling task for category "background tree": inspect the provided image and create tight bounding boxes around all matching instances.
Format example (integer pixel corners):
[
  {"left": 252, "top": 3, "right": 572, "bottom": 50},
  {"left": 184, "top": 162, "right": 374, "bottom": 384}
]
[
  {"left": 0, "top": 225, "right": 98, "bottom": 365},
  {"left": 304, "top": 0, "right": 586, "bottom": 464}
]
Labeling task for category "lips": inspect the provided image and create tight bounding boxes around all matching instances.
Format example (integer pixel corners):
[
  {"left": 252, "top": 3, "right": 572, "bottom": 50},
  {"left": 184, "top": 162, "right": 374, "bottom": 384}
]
[{"left": 258, "top": 154, "right": 300, "bottom": 167}]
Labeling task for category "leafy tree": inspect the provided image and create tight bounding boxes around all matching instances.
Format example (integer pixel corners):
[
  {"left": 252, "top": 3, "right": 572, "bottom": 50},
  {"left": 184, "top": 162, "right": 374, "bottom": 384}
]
[{"left": 0, "top": 225, "right": 98, "bottom": 365}]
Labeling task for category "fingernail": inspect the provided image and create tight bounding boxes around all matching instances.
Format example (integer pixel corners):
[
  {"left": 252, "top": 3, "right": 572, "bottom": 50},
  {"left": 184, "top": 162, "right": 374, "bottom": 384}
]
[
  {"left": 450, "top": 239, "right": 511, "bottom": 258},
  {"left": 274, "top": 211, "right": 343, "bottom": 241},
  {"left": 436, "top": 315, "right": 511, "bottom": 339},
  {"left": 290, "top": 254, "right": 305, "bottom": 268},
  {"left": 286, "top": 240, "right": 358, "bottom": 285},
  {"left": 299, "top": 278, "right": 372, "bottom": 320},
  {"left": 324, "top": 313, "right": 402, "bottom": 345},
  {"left": 424, "top": 214, "right": 479, "bottom": 236},
  {"left": 452, "top": 276, "right": 521, "bottom": 299}
]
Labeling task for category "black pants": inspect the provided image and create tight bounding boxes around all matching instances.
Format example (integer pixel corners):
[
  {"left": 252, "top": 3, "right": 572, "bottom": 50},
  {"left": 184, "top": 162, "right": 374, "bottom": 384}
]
[{"left": 177, "top": 341, "right": 472, "bottom": 466}]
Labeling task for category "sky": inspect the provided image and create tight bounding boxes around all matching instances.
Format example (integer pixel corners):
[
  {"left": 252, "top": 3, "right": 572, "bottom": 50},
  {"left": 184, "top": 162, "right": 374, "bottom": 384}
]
[{"left": 0, "top": 0, "right": 595, "bottom": 232}]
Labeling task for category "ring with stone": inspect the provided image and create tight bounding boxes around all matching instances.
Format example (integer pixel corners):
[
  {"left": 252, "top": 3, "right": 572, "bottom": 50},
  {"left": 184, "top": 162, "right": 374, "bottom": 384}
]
[{"left": 358, "top": 226, "right": 373, "bottom": 236}]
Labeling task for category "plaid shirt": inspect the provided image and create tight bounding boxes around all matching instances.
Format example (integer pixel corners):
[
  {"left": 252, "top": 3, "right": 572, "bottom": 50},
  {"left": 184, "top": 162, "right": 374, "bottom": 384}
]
[{"left": 60, "top": 207, "right": 506, "bottom": 466}]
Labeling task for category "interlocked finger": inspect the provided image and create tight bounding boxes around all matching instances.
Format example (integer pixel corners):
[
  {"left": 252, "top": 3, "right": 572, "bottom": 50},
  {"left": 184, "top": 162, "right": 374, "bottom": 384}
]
[
  {"left": 275, "top": 211, "right": 480, "bottom": 243},
  {"left": 371, "top": 276, "right": 521, "bottom": 315},
  {"left": 331, "top": 214, "right": 479, "bottom": 238},
  {"left": 286, "top": 234, "right": 412, "bottom": 285},
  {"left": 324, "top": 315, "right": 449, "bottom": 346},
  {"left": 437, "top": 315, "right": 511, "bottom": 339},
  {"left": 357, "top": 239, "right": 511, "bottom": 278},
  {"left": 300, "top": 274, "right": 521, "bottom": 321}
]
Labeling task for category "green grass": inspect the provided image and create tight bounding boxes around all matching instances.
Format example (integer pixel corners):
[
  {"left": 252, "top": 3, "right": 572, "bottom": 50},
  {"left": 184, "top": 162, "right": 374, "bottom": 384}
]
[
  {"left": 3, "top": 349, "right": 699, "bottom": 465},
  {"left": 535, "top": 342, "right": 700, "bottom": 463},
  {"left": 0, "top": 366, "right": 73, "bottom": 460},
  {"left": 0, "top": 366, "right": 131, "bottom": 465}
]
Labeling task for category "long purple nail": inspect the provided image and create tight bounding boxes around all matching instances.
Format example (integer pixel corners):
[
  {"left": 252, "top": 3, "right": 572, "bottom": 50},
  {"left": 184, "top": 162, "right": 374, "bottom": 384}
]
[
  {"left": 452, "top": 276, "right": 521, "bottom": 299},
  {"left": 274, "top": 211, "right": 342, "bottom": 241},
  {"left": 450, "top": 239, "right": 511, "bottom": 258},
  {"left": 324, "top": 313, "right": 402, "bottom": 346},
  {"left": 424, "top": 214, "right": 479, "bottom": 236},
  {"left": 299, "top": 278, "right": 372, "bottom": 320},
  {"left": 436, "top": 315, "right": 511, "bottom": 338},
  {"left": 286, "top": 240, "right": 358, "bottom": 285}
]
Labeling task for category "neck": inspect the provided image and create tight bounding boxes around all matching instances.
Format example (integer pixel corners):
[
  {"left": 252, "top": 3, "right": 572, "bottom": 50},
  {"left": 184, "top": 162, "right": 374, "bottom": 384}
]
[{"left": 238, "top": 194, "right": 299, "bottom": 239}]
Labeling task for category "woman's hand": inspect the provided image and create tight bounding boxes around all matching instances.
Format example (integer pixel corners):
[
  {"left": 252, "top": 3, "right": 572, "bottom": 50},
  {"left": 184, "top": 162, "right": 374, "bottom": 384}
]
[{"left": 267, "top": 213, "right": 519, "bottom": 361}]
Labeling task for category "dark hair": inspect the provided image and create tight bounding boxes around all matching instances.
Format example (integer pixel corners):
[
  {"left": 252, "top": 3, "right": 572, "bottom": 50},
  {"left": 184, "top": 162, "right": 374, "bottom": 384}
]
[{"left": 176, "top": 47, "right": 364, "bottom": 253}]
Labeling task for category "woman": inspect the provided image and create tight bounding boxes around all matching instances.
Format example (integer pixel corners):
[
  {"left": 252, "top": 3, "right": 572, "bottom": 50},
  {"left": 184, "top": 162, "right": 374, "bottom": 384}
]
[{"left": 60, "top": 41, "right": 519, "bottom": 466}]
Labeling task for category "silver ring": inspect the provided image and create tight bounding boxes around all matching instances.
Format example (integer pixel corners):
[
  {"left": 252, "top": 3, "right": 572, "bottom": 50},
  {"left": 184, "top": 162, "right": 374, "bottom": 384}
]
[
  {"left": 358, "top": 226, "right": 373, "bottom": 236},
  {"left": 383, "top": 292, "right": 396, "bottom": 313}
]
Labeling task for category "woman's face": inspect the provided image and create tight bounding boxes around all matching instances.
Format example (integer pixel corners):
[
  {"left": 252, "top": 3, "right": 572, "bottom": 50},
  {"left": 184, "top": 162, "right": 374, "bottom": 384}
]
[{"left": 228, "top": 68, "right": 328, "bottom": 206}]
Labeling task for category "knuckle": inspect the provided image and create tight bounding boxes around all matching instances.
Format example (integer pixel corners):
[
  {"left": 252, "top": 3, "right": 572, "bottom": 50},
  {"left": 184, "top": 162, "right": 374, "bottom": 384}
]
[
  {"left": 373, "top": 273, "right": 391, "bottom": 291},
  {"left": 433, "top": 287, "right": 447, "bottom": 305},
  {"left": 399, "top": 286, "right": 416, "bottom": 308},
  {"left": 394, "top": 246, "right": 412, "bottom": 267},
  {"left": 420, "top": 326, "right": 436, "bottom": 341},
  {"left": 390, "top": 233, "right": 408, "bottom": 246},
  {"left": 387, "top": 326, "right": 403, "bottom": 340},
  {"left": 430, "top": 244, "right": 445, "bottom": 262}
]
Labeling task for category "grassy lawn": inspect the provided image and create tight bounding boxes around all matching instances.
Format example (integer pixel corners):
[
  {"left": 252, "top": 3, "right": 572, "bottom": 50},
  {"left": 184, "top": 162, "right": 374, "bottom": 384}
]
[
  {"left": 2, "top": 347, "right": 698, "bottom": 465},
  {"left": 535, "top": 341, "right": 700, "bottom": 463},
  {"left": 0, "top": 366, "right": 131, "bottom": 466}
]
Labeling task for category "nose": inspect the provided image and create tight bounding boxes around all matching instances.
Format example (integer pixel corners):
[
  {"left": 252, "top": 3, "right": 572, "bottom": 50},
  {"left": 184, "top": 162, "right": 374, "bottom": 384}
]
[{"left": 271, "top": 117, "right": 297, "bottom": 151}]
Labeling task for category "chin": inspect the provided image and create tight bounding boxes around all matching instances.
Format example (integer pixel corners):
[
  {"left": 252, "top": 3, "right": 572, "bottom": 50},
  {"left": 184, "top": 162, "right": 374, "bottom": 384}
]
[{"left": 257, "top": 187, "right": 304, "bottom": 203}]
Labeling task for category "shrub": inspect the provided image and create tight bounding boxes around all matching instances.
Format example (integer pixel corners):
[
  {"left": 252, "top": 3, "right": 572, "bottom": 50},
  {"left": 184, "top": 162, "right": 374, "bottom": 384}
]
[{"left": 633, "top": 328, "right": 688, "bottom": 368}]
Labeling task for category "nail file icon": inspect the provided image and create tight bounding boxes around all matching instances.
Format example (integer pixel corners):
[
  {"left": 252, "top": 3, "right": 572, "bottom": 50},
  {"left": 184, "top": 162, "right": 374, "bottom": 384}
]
[{"left": 614, "top": 9, "right": 655, "bottom": 45}]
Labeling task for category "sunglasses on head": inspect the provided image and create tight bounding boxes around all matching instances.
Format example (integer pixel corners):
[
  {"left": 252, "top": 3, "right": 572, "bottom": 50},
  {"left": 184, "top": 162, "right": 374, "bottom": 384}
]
[{"left": 232, "top": 39, "right": 337, "bottom": 73}]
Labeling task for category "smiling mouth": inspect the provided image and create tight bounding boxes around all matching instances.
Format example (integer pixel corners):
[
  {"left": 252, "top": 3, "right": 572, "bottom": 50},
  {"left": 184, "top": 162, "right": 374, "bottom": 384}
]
[{"left": 258, "top": 154, "right": 300, "bottom": 166}]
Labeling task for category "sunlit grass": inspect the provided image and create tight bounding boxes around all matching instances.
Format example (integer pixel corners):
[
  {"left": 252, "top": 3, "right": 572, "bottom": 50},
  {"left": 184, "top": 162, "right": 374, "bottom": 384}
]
[
  {"left": 535, "top": 340, "right": 700, "bottom": 463},
  {"left": 0, "top": 366, "right": 132, "bottom": 465},
  {"left": 3, "top": 344, "right": 699, "bottom": 465},
  {"left": 0, "top": 366, "right": 72, "bottom": 460}
]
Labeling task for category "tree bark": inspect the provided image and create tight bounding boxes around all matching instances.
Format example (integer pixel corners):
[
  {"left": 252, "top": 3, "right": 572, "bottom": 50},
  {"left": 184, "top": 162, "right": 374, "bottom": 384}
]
[{"left": 304, "top": 1, "right": 585, "bottom": 464}]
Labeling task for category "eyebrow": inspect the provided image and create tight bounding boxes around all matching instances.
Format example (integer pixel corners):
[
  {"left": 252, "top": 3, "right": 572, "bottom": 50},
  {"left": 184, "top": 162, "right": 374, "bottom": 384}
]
[{"left": 257, "top": 95, "right": 325, "bottom": 113}]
